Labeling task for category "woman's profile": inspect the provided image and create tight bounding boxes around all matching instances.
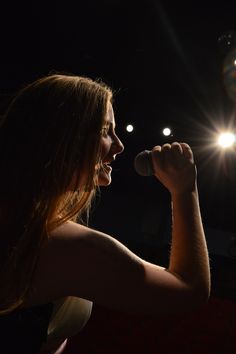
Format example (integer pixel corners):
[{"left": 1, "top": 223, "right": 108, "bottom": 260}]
[{"left": 0, "top": 73, "right": 210, "bottom": 354}]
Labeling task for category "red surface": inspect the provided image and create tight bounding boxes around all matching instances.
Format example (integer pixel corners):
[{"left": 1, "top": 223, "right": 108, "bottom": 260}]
[{"left": 64, "top": 297, "right": 236, "bottom": 354}]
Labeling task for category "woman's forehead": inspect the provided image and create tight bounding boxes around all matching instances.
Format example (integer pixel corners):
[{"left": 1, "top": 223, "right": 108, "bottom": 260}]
[{"left": 106, "top": 104, "right": 115, "bottom": 125}]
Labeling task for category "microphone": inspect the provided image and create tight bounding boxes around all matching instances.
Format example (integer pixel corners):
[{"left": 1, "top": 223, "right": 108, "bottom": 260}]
[{"left": 134, "top": 150, "right": 154, "bottom": 176}]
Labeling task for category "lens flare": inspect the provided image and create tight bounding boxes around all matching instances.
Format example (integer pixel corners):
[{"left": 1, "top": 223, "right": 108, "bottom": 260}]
[{"left": 217, "top": 132, "right": 236, "bottom": 148}]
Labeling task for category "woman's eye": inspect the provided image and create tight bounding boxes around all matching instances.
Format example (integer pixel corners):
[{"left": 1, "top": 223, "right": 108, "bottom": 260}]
[{"left": 101, "top": 127, "right": 109, "bottom": 136}]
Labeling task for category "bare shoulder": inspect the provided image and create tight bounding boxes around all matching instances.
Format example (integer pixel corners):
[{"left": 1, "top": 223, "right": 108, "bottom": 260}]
[
  {"left": 50, "top": 220, "right": 131, "bottom": 248},
  {"left": 29, "top": 221, "right": 144, "bottom": 305},
  {"left": 48, "top": 221, "right": 143, "bottom": 267},
  {"left": 29, "top": 221, "right": 199, "bottom": 314}
]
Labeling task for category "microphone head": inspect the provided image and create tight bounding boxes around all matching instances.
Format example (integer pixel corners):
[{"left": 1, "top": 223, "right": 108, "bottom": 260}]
[{"left": 134, "top": 150, "right": 154, "bottom": 176}]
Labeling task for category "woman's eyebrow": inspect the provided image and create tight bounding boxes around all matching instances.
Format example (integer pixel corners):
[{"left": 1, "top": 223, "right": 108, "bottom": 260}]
[{"left": 103, "top": 120, "right": 116, "bottom": 129}]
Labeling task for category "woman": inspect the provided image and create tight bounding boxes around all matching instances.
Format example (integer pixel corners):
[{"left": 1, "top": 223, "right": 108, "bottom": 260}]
[{"left": 0, "top": 73, "right": 210, "bottom": 353}]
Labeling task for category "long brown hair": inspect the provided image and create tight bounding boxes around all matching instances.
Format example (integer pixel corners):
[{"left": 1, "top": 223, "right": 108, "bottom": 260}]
[{"left": 0, "top": 73, "right": 112, "bottom": 314}]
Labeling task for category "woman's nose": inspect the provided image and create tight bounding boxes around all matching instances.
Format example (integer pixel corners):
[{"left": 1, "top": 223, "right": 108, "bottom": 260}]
[{"left": 114, "top": 135, "right": 124, "bottom": 155}]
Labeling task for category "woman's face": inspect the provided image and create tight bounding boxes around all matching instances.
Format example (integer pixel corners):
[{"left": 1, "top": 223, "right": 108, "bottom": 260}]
[
  {"left": 96, "top": 104, "right": 124, "bottom": 186},
  {"left": 70, "top": 104, "right": 124, "bottom": 190}
]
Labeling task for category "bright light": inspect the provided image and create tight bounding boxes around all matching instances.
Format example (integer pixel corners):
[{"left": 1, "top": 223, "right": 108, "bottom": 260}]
[
  {"left": 218, "top": 132, "right": 236, "bottom": 148},
  {"left": 126, "top": 124, "right": 134, "bottom": 133},
  {"left": 162, "top": 127, "right": 171, "bottom": 136}
]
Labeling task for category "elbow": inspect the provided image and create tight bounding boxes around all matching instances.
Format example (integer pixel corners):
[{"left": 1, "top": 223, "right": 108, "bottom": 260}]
[
  {"left": 192, "top": 293, "right": 209, "bottom": 311},
  {"left": 196, "top": 283, "right": 211, "bottom": 305},
  {"left": 193, "top": 272, "right": 211, "bottom": 307},
  {"left": 168, "top": 269, "right": 211, "bottom": 312},
  {"left": 178, "top": 267, "right": 211, "bottom": 311},
  {"left": 184, "top": 282, "right": 211, "bottom": 312}
]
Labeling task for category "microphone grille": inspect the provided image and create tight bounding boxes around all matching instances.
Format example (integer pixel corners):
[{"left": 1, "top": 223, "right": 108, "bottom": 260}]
[{"left": 134, "top": 150, "right": 154, "bottom": 176}]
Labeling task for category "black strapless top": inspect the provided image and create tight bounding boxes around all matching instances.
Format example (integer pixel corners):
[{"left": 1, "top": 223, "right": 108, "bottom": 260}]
[{"left": 0, "top": 303, "right": 53, "bottom": 354}]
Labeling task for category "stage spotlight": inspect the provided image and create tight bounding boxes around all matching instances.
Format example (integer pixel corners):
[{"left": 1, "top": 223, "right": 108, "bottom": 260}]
[
  {"left": 126, "top": 124, "right": 134, "bottom": 133},
  {"left": 162, "top": 127, "right": 171, "bottom": 136},
  {"left": 217, "top": 132, "right": 236, "bottom": 148}
]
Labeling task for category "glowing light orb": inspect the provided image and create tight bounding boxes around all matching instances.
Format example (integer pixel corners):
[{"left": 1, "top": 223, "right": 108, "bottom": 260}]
[
  {"left": 162, "top": 127, "right": 171, "bottom": 136},
  {"left": 217, "top": 132, "right": 236, "bottom": 148},
  {"left": 126, "top": 124, "right": 134, "bottom": 133}
]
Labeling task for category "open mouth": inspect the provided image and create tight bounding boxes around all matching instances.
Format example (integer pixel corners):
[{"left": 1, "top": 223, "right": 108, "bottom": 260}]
[
  {"left": 95, "top": 159, "right": 114, "bottom": 173},
  {"left": 102, "top": 162, "right": 112, "bottom": 172}
]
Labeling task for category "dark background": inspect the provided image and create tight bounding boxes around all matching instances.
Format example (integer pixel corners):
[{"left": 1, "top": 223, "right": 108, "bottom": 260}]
[{"left": 1, "top": 0, "right": 236, "bottom": 268}]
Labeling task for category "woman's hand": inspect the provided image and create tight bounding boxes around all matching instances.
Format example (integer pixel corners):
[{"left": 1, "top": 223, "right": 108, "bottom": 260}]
[{"left": 151, "top": 142, "right": 196, "bottom": 195}]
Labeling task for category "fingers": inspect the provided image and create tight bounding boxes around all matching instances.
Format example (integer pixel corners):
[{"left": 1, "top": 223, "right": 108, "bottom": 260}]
[
  {"left": 171, "top": 142, "right": 183, "bottom": 154},
  {"left": 151, "top": 142, "right": 194, "bottom": 172},
  {"left": 152, "top": 145, "right": 163, "bottom": 172},
  {"left": 179, "top": 142, "right": 194, "bottom": 161},
  {"left": 151, "top": 142, "right": 196, "bottom": 194},
  {"left": 152, "top": 142, "right": 192, "bottom": 159}
]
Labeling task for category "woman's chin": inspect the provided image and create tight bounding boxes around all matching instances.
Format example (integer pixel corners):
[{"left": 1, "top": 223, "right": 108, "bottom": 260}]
[
  {"left": 98, "top": 178, "right": 112, "bottom": 186},
  {"left": 97, "top": 171, "right": 112, "bottom": 186}
]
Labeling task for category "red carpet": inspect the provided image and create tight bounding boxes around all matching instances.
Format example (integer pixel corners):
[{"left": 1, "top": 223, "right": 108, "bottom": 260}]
[{"left": 64, "top": 296, "right": 236, "bottom": 354}]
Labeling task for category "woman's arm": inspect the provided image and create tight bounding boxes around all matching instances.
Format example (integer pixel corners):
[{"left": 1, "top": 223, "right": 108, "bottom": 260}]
[
  {"left": 29, "top": 142, "right": 210, "bottom": 315},
  {"left": 151, "top": 142, "right": 210, "bottom": 306}
]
